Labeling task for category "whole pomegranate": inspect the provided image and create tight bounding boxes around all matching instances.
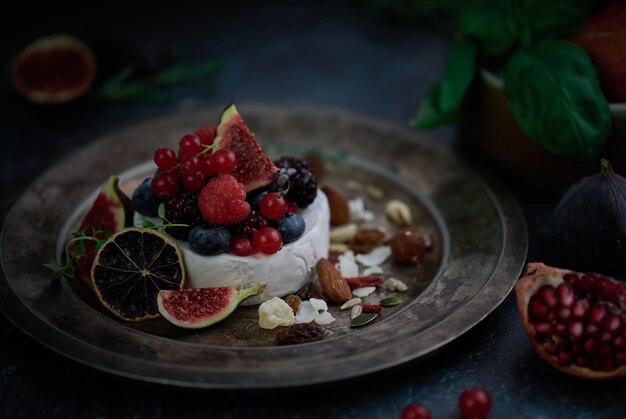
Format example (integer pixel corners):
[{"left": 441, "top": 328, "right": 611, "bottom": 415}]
[{"left": 515, "top": 263, "right": 626, "bottom": 379}]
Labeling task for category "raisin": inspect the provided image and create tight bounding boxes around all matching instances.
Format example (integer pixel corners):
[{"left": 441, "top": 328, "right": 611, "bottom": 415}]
[
  {"left": 276, "top": 323, "right": 325, "bottom": 345},
  {"left": 362, "top": 304, "right": 382, "bottom": 314}
]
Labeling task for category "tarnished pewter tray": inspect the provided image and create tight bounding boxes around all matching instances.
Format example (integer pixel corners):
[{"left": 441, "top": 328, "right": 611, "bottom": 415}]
[{"left": 0, "top": 104, "right": 527, "bottom": 389}]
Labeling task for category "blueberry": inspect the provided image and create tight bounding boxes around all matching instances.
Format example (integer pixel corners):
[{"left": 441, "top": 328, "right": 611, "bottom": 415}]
[
  {"left": 247, "top": 191, "right": 267, "bottom": 209},
  {"left": 188, "top": 225, "right": 231, "bottom": 255},
  {"left": 274, "top": 213, "right": 306, "bottom": 244},
  {"left": 132, "top": 178, "right": 161, "bottom": 216}
]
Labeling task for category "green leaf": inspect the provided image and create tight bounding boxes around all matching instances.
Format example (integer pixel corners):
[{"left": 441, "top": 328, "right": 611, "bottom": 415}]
[
  {"left": 507, "top": 0, "right": 594, "bottom": 45},
  {"left": 504, "top": 39, "right": 611, "bottom": 162},
  {"left": 142, "top": 219, "right": 156, "bottom": 229},
  {"left": 412, "top": 40, "right": 476, "bottom": 128},
  {"left": 458, "top": 1, "right": 515, "bottom": 54},
  {"left": 157, "top": 202, "right": 166, "bottom": 220}
]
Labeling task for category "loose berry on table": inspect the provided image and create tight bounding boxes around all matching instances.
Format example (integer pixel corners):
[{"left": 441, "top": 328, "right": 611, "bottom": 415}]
[
  {"left": 399, "top": 402, "right": 431, "bottom": 419},
  {"left": 458, "top": 388, "right": 492, "bottom": 419}
]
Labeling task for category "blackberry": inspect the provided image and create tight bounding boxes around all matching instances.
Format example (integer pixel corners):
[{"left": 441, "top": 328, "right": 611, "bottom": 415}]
[
  {"left": 229, "top": 210, "right": 268, "bottom": 239},
  {"left": 271, "top": 156, "right": 317, "bottom": 208},
  {"left": 163, "top": 191, "right": 204, "bottom": 241}
]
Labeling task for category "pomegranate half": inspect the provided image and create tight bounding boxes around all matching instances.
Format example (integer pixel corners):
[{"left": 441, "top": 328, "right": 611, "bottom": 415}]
[{"left": 515, "top": 263, "right": 626, "bottom": 379}]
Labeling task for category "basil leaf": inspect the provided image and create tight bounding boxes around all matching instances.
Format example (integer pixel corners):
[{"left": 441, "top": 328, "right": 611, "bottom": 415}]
[
  {"left": 508, "top": 0, "right": 594, "bottom": 45},
  {"left": 412, "top": 40, "right": 476, "bottom": 128},
  {"left": 459, "top": 1, "right": 515, "bottom": 54},
  {"left": 504, "top": 39, "right": 611, "bottom": 162}
]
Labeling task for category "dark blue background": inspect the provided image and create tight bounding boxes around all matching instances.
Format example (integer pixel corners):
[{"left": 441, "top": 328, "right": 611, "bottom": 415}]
[{"left": 2, "top": 2, "right": 625, "bottom": 418}]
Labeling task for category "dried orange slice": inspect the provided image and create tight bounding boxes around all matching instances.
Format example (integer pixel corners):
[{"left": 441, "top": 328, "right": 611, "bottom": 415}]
[{"left": 92, "top": 227, "right": 185, "bottom": 321}]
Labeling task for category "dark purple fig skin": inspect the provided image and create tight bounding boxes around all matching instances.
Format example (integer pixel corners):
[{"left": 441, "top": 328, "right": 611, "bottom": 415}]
[{"left": 552, "top": 160, "right": 626, "bottom": 273}]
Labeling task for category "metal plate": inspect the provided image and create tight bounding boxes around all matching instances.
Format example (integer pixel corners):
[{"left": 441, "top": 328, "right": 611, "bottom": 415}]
[{"left": 0, "top": 104, "right": 527, "bottom": 389}]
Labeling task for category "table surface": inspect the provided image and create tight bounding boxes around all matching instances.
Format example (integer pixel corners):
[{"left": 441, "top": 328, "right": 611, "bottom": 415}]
[{"left": 1, "top": 2, "right": 625, "bottom": 418}]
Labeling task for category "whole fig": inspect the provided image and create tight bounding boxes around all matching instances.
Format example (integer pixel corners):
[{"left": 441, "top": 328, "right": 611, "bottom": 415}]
[{"left": 552, "top": 159, "right": 626, "bottom": 273}]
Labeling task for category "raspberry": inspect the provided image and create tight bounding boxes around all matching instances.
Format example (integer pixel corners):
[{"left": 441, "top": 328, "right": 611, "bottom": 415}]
[
  {"left": 199, "top": 174, "right": 251, "bottom": 225},
  {"left": 195, "top": 123, "right": 217, "bottom": 145},
  {"left": 271, "top": 156, "right": 317, "bottom": 208},
  {"left": 163, "top": 191, "right": 204, "bottom": 240},
  {"left": 229, "top": 210, "right": 268, "bottom": 239}
]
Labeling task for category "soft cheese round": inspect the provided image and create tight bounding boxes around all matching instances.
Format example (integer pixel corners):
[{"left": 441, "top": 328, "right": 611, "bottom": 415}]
[{"left": 136, "top": 190, "right": 329, "bottom": 305}]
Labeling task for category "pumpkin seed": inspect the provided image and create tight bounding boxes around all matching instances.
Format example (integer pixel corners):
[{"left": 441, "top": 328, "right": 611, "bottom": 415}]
[
  {"left": 350, "top": 312, "right": 378, "bottom": 327},
  {"left": 380, "top": 296, "right": 403, "bottom": 307}
]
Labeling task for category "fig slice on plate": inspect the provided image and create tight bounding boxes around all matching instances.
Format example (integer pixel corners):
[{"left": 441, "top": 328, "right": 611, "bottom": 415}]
[
  {"left": 515, "top": 262, "right": 626, "bottom": 379},
  {"left": 157, "top": 284, "right": 266, "bottom": 328},
  {"left": 12, "top": 34, "right": 96, "bottom": 104},
  {"left": 213, "top": 103, "right": 277, "bottom": 192}
]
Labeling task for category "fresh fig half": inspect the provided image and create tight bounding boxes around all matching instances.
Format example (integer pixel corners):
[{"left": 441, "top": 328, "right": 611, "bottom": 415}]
[
  {"left": 157, "top": 284, "right": 266, "bottom": 328},
  {"left": 12, "top": 34, "right": 96, "bottom": 104},
  {"left": 515, "top": 262, "right": 626, "bottom": 379},
  {"left": 214, "top": 103, "right": 277, "bottom": 192},
  {"left": 74, "top": 175, "right": 133, "bottom": 288}
]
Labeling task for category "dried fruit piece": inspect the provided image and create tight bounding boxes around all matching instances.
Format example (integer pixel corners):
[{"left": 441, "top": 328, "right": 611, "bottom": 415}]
[
  {"left": 93, "top": 228, "right": 184, "bottom": 321},
  {"left": 322, "top": 185, "right": 350, "bottom": 226},
  {"left": 515, "top": 262, "right": 626, "bottom": 379},
  {"left": 284, "top": 294, "right": 302, "bottom": 314},
  {"left": 362, "top": 304, "right": 382, "bottom": 314},
  {"left": 316, "top": 258, "right": 352, "bottom": 303},
  {"left": 350, "top": 228, "right": 386, "bottom": 254},
  {"left": 12, "top": 34, "right": 96, "bottom": 104},
  {"left": 389, "top": 228, "right": 426, "bottom": 263},
  {"left": 345, "top": 276, "right": 383, "bottom": 289},
  {"left": 158, "top": 284, "right": 265, "bottom": 328},
  {"left": 214, "top": 103, "right": 277, "bottom": 192},
  {"left": 276, "top": 323, "right": 325, "bottom": 345},
  {"left": 258, "top": 296, "right": 296, "bottom": 329}
]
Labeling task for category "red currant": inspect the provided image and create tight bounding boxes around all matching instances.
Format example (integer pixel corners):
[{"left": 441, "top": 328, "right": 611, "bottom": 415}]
[
  {"left": 252, "top": 227, "right": 282, "bottom": 254},
  {"left": 181, "top": 169, "right": 205, "bottom": 192},
  {"left": 400, "top": 402, "right": 431, "bottom": 419},
  {"left": 154, "top": 147, "right": 177, "bottom": 170},
  {"left": 178, "top": 134, "right": 203, "bottom": 158},
  {"left": 212, "top": 149, "right": 236, "bottom": 174},
  {"left": 151, "top": 172, "right": 179, "bottom": 198},
  {"left": 458, "top": 388, "right": 492, "bottom": 419},
  {"left": 200, "top": 155, "right": 218, "bottom": 177},
  {"left": 180, "top": 155, "right": 200, "bottom": 172},
  {"left": 286, "top": 201, "right": 298, "bottom": 213},
  {"left": 229, "top": 236, "right": 255, "bottom": 256},
  {"left": 259, "top": 192, "right": 287, "bottom": 220}
]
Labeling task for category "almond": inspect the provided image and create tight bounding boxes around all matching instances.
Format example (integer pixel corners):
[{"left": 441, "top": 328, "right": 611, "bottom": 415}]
[
  {"left": 316, "top": 258, "right": 352, "bottom": 303},
  {"left": 389, "top": 228, "right": 426, "bottom": 263},
  {"left": 350, "top": 228, "right": 386, "bottom": 254},
  {"left": 322, "top": 185, "right": 350, "bottom": 226}
]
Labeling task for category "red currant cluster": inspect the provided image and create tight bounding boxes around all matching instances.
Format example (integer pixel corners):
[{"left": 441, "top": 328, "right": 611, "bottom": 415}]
[{"left": 151, "top": 125, "right": 237, "bottom": 198}]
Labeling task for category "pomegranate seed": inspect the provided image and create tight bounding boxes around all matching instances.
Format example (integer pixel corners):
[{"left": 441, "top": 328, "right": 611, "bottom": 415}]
[
  {"left": 575, "top": 356, "right": 588, "bottom": 367},
  {"left": 603, "top": 359, "right": 617, "bottom": 371},
  {"left": 568, "top": 321, "right": 584, "bottom": 340},
  {"left": 599, "top": 346, "right": 613, "bottom": 359},
  {"left": 529, "top": 299, "right": 548, "bottom": 320},
  {"left": 614, "top": 336, "right": 626, "bottom": 350},
  {"left": 571, "top": 299, "right": 589, "bottom": 318},
  {"left": 563, "top": 272, "right": 579, "bottom": 284},
  {"left": 599, "top": 332, "right": 613, "bottom": 344},
  {"left": 558, "top": 351, "right": 573, "bottom": 365},
  {"left": 556, "top": 282, "right": 574, "bottom": 306},
  {"left": 615, "top": 351, "right": 626, "bottom": 363},
  {"left": 589, "top": 359, "right": 602, "bottom": 371},
  {"left": 555, "top": 323, "right": 567, "bottom": 337},
  {"left": 603, "top": 314, "right": 623, "bottom": 333},
  {"left": 557, "top": 307, "right": 571, "bottom": 321},
  {"left": 543, "top": 340, "right": 559, "bottom": 355},
  {"left": 571, "top": 343, "right": 583, "bottom": 355},
  {"left": 589, "top": 305, "right": 607, "bottom": 325},
  {"left": 537, "top": 285, "right": 557, "bottom": 308},
  {"left": 534, "top": 322, "right": 553, "bottom": 337},
  {"left": 596, "top": 276, "right": 618, "bottom": 304},
  {"left": 583, "top": 339, "right": 598, "bottom": 355},
  {"left": 585, "top": 323, "right": 599, "bottom": 337},
  {"left": 579, "top": 273, "right": 597, "bottom": 293}
]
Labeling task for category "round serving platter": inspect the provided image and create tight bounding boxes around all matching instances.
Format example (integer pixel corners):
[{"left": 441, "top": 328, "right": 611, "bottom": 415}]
[{"left": 0, "top": 104, "right": 527, "bottom": 389}]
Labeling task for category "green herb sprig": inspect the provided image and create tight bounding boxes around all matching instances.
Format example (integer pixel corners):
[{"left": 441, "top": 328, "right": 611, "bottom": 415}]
[{"left": 138, "top": 203, "right": 189, "bottom": 233}]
